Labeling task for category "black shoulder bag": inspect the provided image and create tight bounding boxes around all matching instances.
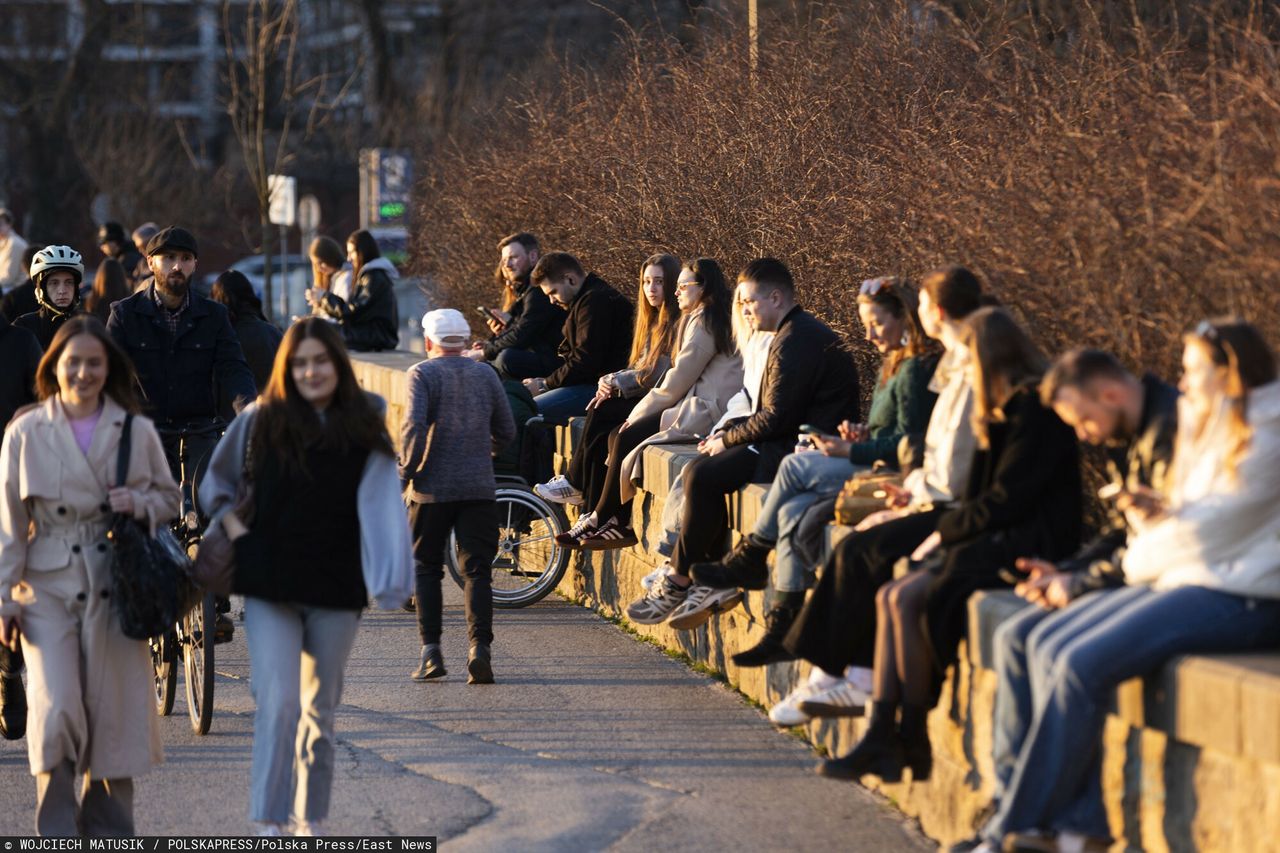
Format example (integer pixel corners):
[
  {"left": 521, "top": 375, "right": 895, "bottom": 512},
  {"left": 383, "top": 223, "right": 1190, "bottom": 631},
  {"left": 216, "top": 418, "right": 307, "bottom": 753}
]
[{"left": 107, "top": 414, "right": 197, "bottom": 640}]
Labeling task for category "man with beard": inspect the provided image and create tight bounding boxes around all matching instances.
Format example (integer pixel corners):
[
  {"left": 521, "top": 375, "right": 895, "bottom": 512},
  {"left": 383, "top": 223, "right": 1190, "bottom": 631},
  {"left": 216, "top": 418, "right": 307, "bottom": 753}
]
[
  {"left": 107, "top": 226, "right": 255, "bottom": 490},
  {"left": 464, "top": 232, "right": 565, "bottom": 380}
]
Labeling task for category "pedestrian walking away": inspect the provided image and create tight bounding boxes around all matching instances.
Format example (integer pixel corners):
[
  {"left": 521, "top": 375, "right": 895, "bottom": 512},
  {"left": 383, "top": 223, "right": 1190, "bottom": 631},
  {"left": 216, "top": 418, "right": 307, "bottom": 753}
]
[
  {"left": 402, "top": 308, "right": 517, "bottom": 685},
  {"left": 0, "top": 316, "right": 181, "bottom": 836},
  {"left": 199, "top": 318, "right": 413, "bottom": 837}
]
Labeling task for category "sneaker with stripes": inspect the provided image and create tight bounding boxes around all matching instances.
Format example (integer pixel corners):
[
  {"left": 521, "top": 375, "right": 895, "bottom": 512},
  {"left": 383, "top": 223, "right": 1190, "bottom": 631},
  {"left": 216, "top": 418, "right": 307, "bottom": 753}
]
[
  {"left": 797, "top": 678, "right": 869, "bottom": 718},
  {"left": 626, "top": 576, "right": 689, "bottom": 624},
  {"left": 577, "top": 516, "right": 638, "bottom": 551},
  {"left": 667, "top": 583, "right": 743, "bottom": 630},
  {"left": 534, "top": 475, "right": 584, "bottom": 506},
  {"left": 554, "top": 511, "right": 597, "bottom": 547}
]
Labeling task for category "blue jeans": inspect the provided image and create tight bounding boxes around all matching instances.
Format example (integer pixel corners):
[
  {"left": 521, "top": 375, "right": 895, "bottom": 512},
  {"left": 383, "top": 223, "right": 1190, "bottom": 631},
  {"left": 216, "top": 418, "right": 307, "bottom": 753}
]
[
  {"left": 245, "top": 599, "right": 361, "bottom": 825},
  {"left": 534, "top": 384, "right": 596, "bottom": 423},
  {"left": 985, "top": 585, "right": 1280, "bottom": 843},
  {"left": 753, "top": 451, "right": 857, "bottom": 593}
]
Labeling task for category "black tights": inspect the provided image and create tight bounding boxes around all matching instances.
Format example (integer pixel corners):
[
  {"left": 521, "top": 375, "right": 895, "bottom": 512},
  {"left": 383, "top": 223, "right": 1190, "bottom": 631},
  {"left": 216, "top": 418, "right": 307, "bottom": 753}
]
[
  {"left": 591, "top": 411, "right": 663, "bottom": 523},
  {"left": 872, "top": 569, "right": 934, "bottom": 707}
]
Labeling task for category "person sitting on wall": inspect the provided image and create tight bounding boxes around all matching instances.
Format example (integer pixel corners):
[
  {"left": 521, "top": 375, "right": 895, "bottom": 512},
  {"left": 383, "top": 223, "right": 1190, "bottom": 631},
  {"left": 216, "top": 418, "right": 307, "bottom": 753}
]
[{"left": 465, "top": 232, "right": 567, "bottom": 380}]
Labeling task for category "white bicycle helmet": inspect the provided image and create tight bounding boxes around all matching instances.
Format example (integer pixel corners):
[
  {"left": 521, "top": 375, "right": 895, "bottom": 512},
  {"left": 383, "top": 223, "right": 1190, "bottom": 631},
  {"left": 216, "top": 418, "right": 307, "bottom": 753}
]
[{"left": 29, "top": 245, "right": 84, "bottom": 285}]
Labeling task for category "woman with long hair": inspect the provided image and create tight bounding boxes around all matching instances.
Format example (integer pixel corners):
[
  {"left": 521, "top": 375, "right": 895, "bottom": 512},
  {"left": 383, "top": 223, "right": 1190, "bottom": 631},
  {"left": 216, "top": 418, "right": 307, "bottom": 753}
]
[
  {"left": 200, "top": 318, "right": 412, "bottom": 836},
  {"left": 819, "top": 307, "right": 1080, "bottom": 784},
  {"left": 978, "top": 319, "right": 1280, "bottom": 852},
  {"left": 534, "top": 253, "right": 681, "bottom": 508},
  {"left": 568, "top": 257, "right": 743, "bottom": 551},
  {"left": 308, "top": 236, "right": 352, "bottom": 305},
  {"left": 306, "top": 230, "right": 399, "bottom": 352},
  {"left": 0, "top": 316, "right": 180, "bottom": 835},
  {"left": 211, "top": 270, "right": 283, "bottom": 413},
  {"left": 84, "top": 258, "right": 130, "bottom": 323},
  {"left": 668, "top": 277, "right": 940, "bottom": 650}
]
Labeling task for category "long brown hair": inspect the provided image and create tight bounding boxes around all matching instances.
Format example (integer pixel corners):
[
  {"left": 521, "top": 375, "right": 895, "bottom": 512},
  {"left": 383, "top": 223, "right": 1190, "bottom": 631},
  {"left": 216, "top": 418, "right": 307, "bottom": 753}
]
[
  {"left": 630, "top": 253, "right": 681, "bottom": 376},
  {"left": 964, "top": 307, "right": 1048, "bottom": 448},
  {"left": 857, "top": 277, "right": 934, "bottom": 385},
  {"left": 1180, "top": 318, "right": 1277, "bottom": 481},
  {"left": 250, "top": 318, "right": 393, "bottom": 476},
  {"left": 35, "top": 315, "right": 142, "bottom": 413},
  {"left": 309, "top": 236, "right": 346, "bottom": 291},
  {"left": 84, "top": 259, "right": 130, "bottom": 323},
  {"left": 346, "top": 230, "right": 381, "bottom": 281}
]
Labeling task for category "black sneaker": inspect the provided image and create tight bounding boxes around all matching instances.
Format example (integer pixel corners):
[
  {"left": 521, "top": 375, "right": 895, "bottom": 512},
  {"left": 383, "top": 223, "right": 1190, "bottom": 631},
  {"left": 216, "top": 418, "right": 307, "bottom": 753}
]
[
  {"left": 0, "top": 672, "right": 26, "bottom": 740},
  {"left": 690, "top": 538, "right": 771, "bottom": 590},
  {"left": 467, "top": 645, "right": 495, "bottom": 684}
]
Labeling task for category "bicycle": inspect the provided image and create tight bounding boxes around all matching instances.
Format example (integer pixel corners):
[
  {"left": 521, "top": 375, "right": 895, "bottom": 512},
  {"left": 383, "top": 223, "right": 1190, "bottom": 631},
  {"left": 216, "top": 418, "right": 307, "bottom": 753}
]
[
  {"left": 151, "top": 420, "right": 225, "bottom": 735},
  {"left": 443, "top": 417, "right": 571, "bottom": 608}
]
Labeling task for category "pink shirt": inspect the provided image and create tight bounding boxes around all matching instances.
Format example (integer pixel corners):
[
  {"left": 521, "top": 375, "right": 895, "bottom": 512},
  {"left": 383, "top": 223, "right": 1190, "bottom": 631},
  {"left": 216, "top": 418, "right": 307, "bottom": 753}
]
[{"left": 68, "top": 406, "right": 104, "bottom": 456}]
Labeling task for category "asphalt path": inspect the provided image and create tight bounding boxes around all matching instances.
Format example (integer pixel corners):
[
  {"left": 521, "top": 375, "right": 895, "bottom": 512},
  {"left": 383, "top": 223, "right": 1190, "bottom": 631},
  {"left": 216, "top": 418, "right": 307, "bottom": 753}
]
[{"left": 0, "top": 588, "right": 928, "bottom": 850}]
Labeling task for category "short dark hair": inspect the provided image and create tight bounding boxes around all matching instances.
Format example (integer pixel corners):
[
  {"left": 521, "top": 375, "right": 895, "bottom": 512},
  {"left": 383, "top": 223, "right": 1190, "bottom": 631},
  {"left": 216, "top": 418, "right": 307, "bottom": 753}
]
[
  {"left": 920, "top": 265, "right": 983, "bottom": 320},
  {"left": 497, "top": 232, "right": 540, "bottom": 255},
  {"left": 531, "top": 251, "right": 584, "bottom": 287},
  {"left": 737, "top": 257, "right": 794, "bottom": 296},
  {"left": 1040, "top": 348, "right": 1133, "bottom": 407}
]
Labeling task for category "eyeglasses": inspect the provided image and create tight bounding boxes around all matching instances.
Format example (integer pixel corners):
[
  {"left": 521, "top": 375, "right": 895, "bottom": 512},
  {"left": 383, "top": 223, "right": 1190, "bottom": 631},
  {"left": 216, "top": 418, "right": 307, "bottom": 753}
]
[
  {"left": 676, "top": 279, "right": 702, "bottom": 292},
  {"left": 859, "top": 278, "right": 893, "bottom": 297}
]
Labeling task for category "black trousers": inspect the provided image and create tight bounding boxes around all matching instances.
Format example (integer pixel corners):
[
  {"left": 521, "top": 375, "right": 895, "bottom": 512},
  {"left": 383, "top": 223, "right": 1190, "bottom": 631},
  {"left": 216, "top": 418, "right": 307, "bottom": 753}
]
[
  {"left": 409, "top": 500, "right": 498, "bottom": 646},
  {"left": 566, "top": 396, "right": 638, "bottom": 508},
  {"left": 783, "top": 507, "right": 944, "bottom": 674},
  {"left": 492, "top": 348, "right": 561, "bottom": 381},
  {"left": 591, "top": 410, "right": 664, "bottom": 522},
  {"left": 670, "top": 441, "right": 788, "bottom": 575}
]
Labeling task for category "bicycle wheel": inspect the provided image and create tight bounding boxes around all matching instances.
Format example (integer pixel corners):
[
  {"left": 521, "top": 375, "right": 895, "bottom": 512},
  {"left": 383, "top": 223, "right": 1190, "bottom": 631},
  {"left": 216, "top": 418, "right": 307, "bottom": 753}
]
[
  {"left": 446, "top": 486, "right": 570, "bottom": 608},
  {"left": 183, "top": 592, "right": 216, "bottom": 735},
  {"left": 151, "top": 631, "right": 176, "bottom": 716}
]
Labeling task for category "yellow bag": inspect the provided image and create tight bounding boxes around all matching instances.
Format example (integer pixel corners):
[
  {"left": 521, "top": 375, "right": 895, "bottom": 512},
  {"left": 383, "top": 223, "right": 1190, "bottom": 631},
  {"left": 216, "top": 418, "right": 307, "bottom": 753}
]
[{"left": 833, "top": 471, "right": 903, "bottom": 526}]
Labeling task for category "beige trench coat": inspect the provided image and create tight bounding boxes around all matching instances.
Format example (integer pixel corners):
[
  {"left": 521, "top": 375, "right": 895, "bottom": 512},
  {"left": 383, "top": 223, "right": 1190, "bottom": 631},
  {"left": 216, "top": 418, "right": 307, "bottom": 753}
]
[
  {"left": 617, "top": 309, "right": 744, "bottom": 502},
  {"left": 0, "top": 395, "right": 179, "bottom": 778}
]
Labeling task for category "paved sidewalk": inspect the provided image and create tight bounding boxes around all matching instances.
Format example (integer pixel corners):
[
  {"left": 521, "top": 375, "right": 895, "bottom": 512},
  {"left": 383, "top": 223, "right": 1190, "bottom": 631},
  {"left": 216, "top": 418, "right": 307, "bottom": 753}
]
[{"left": 0, "top": 589, "right": 928, "bottom": 850}]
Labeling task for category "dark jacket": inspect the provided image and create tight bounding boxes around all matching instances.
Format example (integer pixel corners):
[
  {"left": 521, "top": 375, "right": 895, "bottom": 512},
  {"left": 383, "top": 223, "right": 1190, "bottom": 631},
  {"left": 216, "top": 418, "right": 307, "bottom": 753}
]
[
  {"left": 482, "top": 278, "right": 566, "bottom": 362},
  {"left": 0, "top": 281, "right": 37, "bottom": 323},
  {"left": 545, "top": 273, "right": 633, "bottom": 389},
  {"left": 317, "top": 258, "right": 399, "bottom": 352},
  {"left": 13, "top": 307, "right": 75, "bottom": 351},
  {"left": 1064, "top": 373, "right": 1179, "bottom": 598},
  {"left": 106, "top": 287, "right": 257, "bottom": 427},
  {"left": 218, "top": 316, "right": 283, "bottom": 421},
  {"left": 722, "top": 306, "right": 861, "bottom": 455},
  {"left": 0, "top": 313, "right": 41, "bottom": 428}
]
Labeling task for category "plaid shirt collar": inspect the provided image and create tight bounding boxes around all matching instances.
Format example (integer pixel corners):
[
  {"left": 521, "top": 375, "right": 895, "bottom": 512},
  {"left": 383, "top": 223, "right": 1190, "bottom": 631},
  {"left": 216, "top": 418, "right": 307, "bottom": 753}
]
[{"left": 150, "top": 284, "right": 191, "bottom": 336}]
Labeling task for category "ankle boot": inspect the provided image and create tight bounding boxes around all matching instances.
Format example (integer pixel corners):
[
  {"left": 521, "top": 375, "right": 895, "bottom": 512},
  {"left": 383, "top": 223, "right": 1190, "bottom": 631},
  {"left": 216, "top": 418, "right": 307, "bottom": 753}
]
[
  {"left": 899, "top": 703, "right": 933, "bottom": 781},
  {"left": 816, "top": 700, "right": 904, "bottom": 782},
  {"left": 410, "top": 644, "right": 447, "bottom": 682},
  {"left": 690, "top": 537, "right": 772, "bottom": 590},
  {"left": 467, "top": 644, "right": 495, "bottom": 684},
  {"left": 731, "top": 604, "right": 800, "bottom": 667}
]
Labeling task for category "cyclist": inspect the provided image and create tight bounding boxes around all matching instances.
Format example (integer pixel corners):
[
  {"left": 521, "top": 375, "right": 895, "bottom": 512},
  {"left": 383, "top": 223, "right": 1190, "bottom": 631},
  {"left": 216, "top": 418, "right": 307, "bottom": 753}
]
[
  {"left": 107, "top": 226, "right": 255, "bottom": 640},
  {"left": 14, "top": 245, "right": 84, "bottom": 349}
]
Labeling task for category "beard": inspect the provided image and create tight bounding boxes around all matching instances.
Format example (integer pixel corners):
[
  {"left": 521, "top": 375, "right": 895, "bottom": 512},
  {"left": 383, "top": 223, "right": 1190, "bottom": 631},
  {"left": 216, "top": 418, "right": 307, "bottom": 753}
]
[{"left": 156, "top": 270, "right": 190, "bottom": 299}]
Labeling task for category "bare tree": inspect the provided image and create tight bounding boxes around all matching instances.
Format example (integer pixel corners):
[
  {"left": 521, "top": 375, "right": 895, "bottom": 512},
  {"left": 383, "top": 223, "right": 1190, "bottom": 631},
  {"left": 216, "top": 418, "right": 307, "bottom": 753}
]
[{"left": 222, "top": 0, "right": 354, "bottom": 320}]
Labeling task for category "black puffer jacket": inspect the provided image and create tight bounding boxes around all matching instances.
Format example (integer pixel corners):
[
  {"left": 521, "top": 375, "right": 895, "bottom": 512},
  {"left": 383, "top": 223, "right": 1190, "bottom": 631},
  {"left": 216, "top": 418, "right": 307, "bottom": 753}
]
[
  {"left": 316, "top": 258, "right": 400, "bottom": 352},
  {"left": 107, "top": 287, "right": 257, "bottom": 427},
  {"left": 482, "top": 278, "right": 566, "bottom": 362},
  {"left": 722, "top": 306, "right": 861, "bottom": 456},
  {"left": 0, "top": 313, "right": 41, "bottom": 428}
]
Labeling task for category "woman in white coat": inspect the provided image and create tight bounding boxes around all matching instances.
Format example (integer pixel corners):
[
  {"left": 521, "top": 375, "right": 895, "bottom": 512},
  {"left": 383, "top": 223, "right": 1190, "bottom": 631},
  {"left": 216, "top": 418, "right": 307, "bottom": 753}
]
[
  {"left": 563, "top": 258, "right": 743, "bottom": 550},
  {"left": 981, "top": 318, "right": 1280, "bottom": 851},
  {"left": 0, "top": 316, "right": 180, "bottom": 837}
]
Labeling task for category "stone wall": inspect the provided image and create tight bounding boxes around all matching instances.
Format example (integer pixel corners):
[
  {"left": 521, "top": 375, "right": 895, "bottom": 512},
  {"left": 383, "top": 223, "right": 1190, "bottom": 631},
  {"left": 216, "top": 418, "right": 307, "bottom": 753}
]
[{"left": 353, "top": 352, "right": 1280, "bottom": 852}]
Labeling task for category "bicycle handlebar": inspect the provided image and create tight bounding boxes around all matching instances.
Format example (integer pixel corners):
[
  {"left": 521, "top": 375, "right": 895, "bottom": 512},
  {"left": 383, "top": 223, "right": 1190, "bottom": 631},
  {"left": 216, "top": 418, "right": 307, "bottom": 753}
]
[{"left": 156, "top": 420, "right": 228, "bottom": 440}]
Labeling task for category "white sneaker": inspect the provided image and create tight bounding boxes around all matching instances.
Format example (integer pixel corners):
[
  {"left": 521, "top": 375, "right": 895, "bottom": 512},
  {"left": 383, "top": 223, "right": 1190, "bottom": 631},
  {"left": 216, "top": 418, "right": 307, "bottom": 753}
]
[
  {"left": 534, "top": 475, "right": 584, "bottom": 506},
  {"left": 797, "top": 679, "right": 869, "bottom": 718},
  {"left": 626, "top": 576, "right": 690, "bottom": 624},
  {"left": 292, "top": 819, "right": 325, "bottom": 837},
  {"left": 640, "top": 565, "right": 669, "bottom": 592},
  {"left": 767, "top": 680, "right": 830, "bottom": 727},
  {"left": 254, "top": 823, "right": 286, "bottom": 837},
  {"left": 667, "top": 584, "right": 743, "bottom": 630}
]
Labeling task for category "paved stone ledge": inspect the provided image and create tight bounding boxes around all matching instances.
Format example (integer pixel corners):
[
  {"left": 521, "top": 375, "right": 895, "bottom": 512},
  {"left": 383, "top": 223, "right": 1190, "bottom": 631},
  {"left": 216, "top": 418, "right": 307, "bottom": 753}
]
[{"left": 350, "top": 353, "right": 1280, "bottom": 852}]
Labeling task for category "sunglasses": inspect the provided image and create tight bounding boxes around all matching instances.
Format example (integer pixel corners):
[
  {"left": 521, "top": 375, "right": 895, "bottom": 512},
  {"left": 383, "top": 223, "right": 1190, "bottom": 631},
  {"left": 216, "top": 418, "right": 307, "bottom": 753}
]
[{"left": 859, "top": 278, "right": 894, "bottom": 297}]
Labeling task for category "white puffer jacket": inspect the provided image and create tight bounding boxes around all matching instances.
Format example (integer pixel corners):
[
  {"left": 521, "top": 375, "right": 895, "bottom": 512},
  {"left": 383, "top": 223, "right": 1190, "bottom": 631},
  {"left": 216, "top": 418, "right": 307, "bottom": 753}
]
[{"left": 1123, "top": 380, "right": 1280, "bottom": 598}]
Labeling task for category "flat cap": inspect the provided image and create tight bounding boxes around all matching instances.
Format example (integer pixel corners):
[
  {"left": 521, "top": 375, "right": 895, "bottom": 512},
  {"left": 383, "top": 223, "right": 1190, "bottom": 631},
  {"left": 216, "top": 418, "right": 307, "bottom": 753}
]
[{"left": 145, "top": 226, "right": 199, "bottom": 258}]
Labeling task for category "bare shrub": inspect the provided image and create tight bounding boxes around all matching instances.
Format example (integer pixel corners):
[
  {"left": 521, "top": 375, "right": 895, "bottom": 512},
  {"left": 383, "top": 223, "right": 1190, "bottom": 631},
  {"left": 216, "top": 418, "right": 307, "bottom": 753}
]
[{"left": 413, "top": 0, "right": 1280, "bottom": 382}]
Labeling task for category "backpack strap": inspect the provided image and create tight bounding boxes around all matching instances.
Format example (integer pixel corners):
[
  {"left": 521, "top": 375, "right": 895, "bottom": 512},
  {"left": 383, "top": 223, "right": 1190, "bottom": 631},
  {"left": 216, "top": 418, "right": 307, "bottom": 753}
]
[{"left": 116, "top": 413, "right": 134, "bottom": 489}]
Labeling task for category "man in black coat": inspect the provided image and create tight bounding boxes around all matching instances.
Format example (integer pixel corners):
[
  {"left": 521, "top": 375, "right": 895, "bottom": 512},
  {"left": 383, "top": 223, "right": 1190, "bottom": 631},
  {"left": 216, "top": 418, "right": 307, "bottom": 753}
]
[
  {"left": 0, "top": 312, "right": 39, "bottom": 741},
  {"left": 465, "top": 232, "right": 565, "bottom": 379},
  {"left": 0, "top": 246, "right": 40, "bottom": 323},
  {"left": 106, "top": 226, "right": 256, "bottom": 488},
  {"left": 523, "top": 251, "right": 633, "bottom": 422},
  {"left": 626, "top": 257, "right": 861, "bottom": 627}
]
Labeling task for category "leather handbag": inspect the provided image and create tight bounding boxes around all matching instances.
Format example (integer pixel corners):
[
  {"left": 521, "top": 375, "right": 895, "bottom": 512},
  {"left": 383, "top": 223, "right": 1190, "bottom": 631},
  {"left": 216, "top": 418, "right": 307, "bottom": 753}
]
[
  {"left": 107, "top": 415, "right": 197, "bottom": 640},
  {"left": 192, "top": 433, "right": 255, "bottom": 596},
  {"left": 833, "top": 469, "right": 904, "bottom": 526}
]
